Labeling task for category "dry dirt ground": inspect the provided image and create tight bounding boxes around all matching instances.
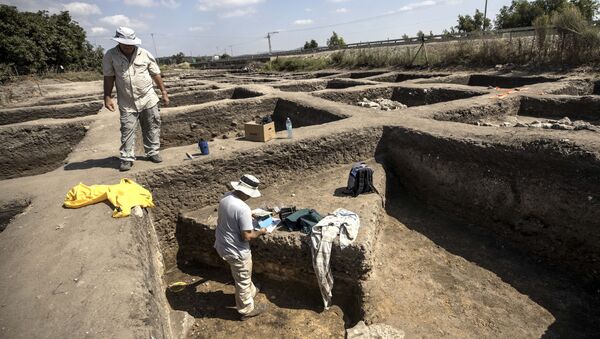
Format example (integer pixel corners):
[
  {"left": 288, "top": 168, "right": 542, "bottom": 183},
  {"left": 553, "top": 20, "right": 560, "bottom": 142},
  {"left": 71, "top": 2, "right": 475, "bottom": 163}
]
[{"left": 1, "top": 68, "right": 600, "bottom": 338}]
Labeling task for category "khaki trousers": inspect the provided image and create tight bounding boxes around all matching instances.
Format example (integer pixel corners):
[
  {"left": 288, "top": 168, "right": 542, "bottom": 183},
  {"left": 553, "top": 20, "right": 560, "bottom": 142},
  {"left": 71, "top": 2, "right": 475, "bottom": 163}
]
[
  {"left": 222, "top": 254, "right": 257, "bottom": 315},
  {"left": 119, "top": 104, "right": 161, "bottom": 162}
]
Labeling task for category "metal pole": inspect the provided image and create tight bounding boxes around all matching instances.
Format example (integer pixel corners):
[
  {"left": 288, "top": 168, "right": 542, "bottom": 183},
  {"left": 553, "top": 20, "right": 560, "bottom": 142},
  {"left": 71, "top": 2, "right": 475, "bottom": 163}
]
[
  {"left": 483, "top": 0, "right": 488, "bottom": 30},
  {"left": 267, "top": 33, "right": 272, "bottom": 54},
  {"left": 151, "top": 33, "right": 159, "bottom": 57}
]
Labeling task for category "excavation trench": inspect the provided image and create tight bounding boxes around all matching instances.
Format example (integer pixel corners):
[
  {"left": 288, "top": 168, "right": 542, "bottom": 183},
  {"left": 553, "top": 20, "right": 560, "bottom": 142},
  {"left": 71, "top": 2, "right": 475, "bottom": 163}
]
[
  {"left": 167, "top": 87, "right": 263, "bottom": 108},
  {"left": 275, "top": 79, "right": 372, "bottom": 92},
  {"left": 136, "top": 124, "right": 600, "bottom": 337},
  {"left": 435, "top": 95, "right": 600, "bottom": 126},
  {"left": 0, "top": 101, "right": 102, "bottom": 125},
  {"left": 0, "top": 121, "right": 89, "bottom": 180},
  {"left": 314, "top": 86, "right": 485, "bottom": 108},
  {"left": 160, "top": 97, "right": 348, "bottom": 148},
  {"left": 419, "top": 74, "right": 560, "bottom": 88}
]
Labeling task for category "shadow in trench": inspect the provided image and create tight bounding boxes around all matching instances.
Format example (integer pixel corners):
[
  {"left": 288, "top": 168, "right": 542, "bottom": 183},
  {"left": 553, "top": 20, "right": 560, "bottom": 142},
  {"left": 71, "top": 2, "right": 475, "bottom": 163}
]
[
  {"left": 166, "top": 264, "right": 326, "bottom": 322},
  {"left": 64, "top": 156, "right": 120, "bottom": 170},
  {"left": 378, "top": 162, "right": 600, "bottom": 338}
]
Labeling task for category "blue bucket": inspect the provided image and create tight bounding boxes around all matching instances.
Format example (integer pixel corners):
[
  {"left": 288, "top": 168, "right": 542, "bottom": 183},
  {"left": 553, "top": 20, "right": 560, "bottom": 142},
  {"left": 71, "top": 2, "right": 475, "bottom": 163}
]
[{"left": 198, "top": 140, "right": 209, "bottom": 155}]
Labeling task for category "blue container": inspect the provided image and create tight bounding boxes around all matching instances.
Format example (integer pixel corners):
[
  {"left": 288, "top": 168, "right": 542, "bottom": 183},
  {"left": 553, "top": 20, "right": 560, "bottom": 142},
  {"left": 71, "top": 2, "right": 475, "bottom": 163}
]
[{"left": 198, "top": 140, "right": 209, "bottom": 155}]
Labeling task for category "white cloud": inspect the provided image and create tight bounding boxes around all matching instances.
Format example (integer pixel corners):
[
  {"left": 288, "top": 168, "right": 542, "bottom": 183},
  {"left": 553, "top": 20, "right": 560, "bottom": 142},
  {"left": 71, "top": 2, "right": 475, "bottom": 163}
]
[
  {"left": 197, "top": 0, "right": 264, "bottom": 11},
  {"left": 293, "top": 19, "right": 313, "bottom": 25},
  {"left": 89, "top": 26, "right": 108, "bottom": 35},
  {"left": 188, "top": 23, "right": 213, "bottom": 31},
  {"left": 220, "top": 8, "right": 257, "bottom": 18},
  {"left": 63, "top": 2, "right": 101, "bottom": 16},
  {"left": 305, "top": 8, "right": 312, "bottom": 12},
  {"left": 335, "top": 8, "right": 348, "bottom": 13},
  {"left": 123, "top": 0, "right": 180, "bottom": 8},
  {"left": 399, "top": 0, "right": 436, "bottom": 12},
  {"left": 327, "top": 0, "right": 350, "bottom": 3},
  {"left": 124, "top": 0, "right": 156, "bottom": 6},
  {"left": 100, "top": 14, "right": 147, "bottom": 29},
  {"left": 445, "top": 0, "right": 463, "bottom": 4}
]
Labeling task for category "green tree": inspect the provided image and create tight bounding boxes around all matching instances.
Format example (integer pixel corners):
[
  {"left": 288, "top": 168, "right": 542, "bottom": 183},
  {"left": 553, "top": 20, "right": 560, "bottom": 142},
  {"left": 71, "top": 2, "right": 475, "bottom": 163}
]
[
  {"left": 495, "top": 0, "right": 599, "bottom": 29},
  {"left": 456, "top": 9, "right": 491, "bottom": 32},
  {"left": 401, "top": 34, "right": 410, "bottom": 40},
  {"left": 303, "top": 39, "right": 318, "bottom": 50},
  {"left": 0, "top": 5, "right": 103, "bottom": 74},
  {"left": 327, "top": 31, "right": 346, "bottom": 48}
]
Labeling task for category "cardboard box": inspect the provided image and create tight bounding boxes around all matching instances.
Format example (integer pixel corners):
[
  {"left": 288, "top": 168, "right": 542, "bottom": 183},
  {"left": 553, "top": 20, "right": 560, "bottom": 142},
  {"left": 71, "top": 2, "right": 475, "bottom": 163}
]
[{"left": 244, "top": 121, "right": 275, "bottom": 142}]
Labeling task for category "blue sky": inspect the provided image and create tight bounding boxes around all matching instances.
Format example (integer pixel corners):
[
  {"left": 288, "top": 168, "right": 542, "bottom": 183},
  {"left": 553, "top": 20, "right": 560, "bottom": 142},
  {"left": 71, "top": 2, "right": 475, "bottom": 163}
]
[{"left": 5, "top": 0, "right": 513, "bottom": 57}]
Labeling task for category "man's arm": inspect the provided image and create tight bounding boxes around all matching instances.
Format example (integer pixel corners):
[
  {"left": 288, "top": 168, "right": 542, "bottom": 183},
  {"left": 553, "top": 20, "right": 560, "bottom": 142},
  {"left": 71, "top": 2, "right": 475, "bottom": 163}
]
[
  {"left": 103, "top": 76, "right": 116, "bottom": 112},
  {"left": 151, "top": 74, "right": 169, "bottom": 106},
  {"left": 242, "top": 228, "right": 267, "bottom": 241}
]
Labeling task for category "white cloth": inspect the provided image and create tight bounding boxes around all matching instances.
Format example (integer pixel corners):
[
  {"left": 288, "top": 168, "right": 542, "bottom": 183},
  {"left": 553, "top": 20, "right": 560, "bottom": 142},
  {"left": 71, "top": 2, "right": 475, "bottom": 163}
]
[{"left": 310, "top": 208, "right": 360, "bottom": 309}]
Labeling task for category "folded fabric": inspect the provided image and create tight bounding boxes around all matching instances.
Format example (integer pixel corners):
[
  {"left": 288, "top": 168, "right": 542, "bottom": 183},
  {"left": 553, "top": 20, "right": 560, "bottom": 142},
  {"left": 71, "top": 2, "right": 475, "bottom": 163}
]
[
  {"left": 63, "top": 178, "right": 154, "bottom": 218},
  {"left": 310, "top": 208, "right": 360, "bottom": 309}
]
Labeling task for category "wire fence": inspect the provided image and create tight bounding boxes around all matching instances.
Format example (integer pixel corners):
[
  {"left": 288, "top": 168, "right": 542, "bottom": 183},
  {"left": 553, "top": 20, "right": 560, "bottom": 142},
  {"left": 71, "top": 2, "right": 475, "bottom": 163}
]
[{"left": 192, "top": 26, "right": 548, "bottom": 65}]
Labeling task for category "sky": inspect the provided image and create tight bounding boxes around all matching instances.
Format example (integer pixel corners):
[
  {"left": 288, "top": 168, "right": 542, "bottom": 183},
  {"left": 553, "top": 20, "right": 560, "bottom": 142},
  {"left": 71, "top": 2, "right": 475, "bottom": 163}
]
[{"left": 4, "top": 0, "right": 514, "bottom": 57}]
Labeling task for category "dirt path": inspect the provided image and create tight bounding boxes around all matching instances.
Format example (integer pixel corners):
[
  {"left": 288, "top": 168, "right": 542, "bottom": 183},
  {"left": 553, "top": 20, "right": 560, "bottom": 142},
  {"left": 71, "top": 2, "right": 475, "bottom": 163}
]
[{"left": 363, "top": 181, "right": 600, "bottom": 338}]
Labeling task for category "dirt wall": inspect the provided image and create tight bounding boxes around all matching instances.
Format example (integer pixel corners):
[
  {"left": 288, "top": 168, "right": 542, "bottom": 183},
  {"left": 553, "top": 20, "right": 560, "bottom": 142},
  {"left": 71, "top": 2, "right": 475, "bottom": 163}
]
[
  {"left": 433, "top": 97, "right": 520, "bottom": 123},
  {"left": 0, "top": 101, "right": 102, "bottom": 125},
  {"left": 272, "top": 98, "right": 348, "bottom": 131},
  {"left": 0, "top": 198, "right": 30, "bottom": 233},
  {"left": 160, "top": 97, "right": 278, "bottom": 148},
  {"left": 380, "top": 126, "right": 600, "bottom": 283},
  {"left": 519, "top": 95, "right": 600, "bottom": 122},
  {"left": 135, "top": 127, "right": 385, "bottom": 259},
  {"left": 0, "top": 122, "right": 88, "bottom": 180}
]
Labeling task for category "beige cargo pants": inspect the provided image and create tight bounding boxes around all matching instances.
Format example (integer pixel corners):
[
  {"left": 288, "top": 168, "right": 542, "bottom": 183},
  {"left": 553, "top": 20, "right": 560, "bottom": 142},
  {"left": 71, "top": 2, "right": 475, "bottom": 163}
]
[
  {"left": 119, "top": 104, "right": 161, "bottom": 162},
  {"left": 222, "top": 254, "right": 258, "bottom": 315}
]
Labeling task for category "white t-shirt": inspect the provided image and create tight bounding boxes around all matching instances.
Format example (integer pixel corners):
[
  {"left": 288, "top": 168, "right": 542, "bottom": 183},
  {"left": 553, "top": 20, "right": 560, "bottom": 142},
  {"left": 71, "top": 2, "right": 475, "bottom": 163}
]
[{"left": 214, "top": 192, "right": 253, "bottom": 259}]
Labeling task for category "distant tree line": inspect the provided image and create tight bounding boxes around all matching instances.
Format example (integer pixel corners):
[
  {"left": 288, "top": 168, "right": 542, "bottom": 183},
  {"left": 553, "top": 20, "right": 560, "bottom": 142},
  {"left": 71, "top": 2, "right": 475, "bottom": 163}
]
[{"left": 0, "top": 5, "right": 103, "bottom": 75}]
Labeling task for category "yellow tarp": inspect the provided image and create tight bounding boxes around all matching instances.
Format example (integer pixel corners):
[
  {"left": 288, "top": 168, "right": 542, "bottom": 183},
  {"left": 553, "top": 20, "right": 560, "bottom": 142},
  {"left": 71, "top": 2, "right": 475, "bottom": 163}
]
[{"left": 63, "top": 178, "right": 154, "bottom": 218}]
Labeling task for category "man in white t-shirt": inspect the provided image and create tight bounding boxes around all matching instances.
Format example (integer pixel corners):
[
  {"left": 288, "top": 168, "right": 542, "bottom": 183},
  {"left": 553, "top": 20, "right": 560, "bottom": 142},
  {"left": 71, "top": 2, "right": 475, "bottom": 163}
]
[{"left": 214, "top": 174, "right": 267, "bottom": 320}]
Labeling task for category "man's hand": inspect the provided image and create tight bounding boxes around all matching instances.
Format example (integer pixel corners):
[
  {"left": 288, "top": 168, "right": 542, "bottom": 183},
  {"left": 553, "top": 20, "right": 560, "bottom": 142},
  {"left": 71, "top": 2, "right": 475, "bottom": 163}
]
[
  {"left": 104, "top": 96, "right": 116, "bottom": 112},
  {"left": 161, "top": 91, "right": 170, "bottom": 106}
]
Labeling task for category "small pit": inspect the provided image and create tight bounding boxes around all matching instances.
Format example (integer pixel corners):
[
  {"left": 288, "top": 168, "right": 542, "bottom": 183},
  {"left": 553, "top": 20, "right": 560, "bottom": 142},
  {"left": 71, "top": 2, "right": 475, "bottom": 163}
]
[
  {"left": 160, "top": 97, "right": 348, "bottom": 148},
  {"left": 0, "top": 121, "right": 88, "bottom": 180},
  {"left": 275, "top": 79, "right": 371, "bottom": 93},
  {"left": 168, "top": 87, "right": 263, "bottom": 107},
  {"left": 314, "top": 86, "right": 484, "bottom": 108},
  {"left": 0, "top": 101, "right": 103, "bottom": 125},
  {"left": 348, "top": 71, "right": 388, "bottom": 79},
  {"left": 420, "top": 74, "right": 560, "bottom": 88},
  {"left": 0, "top": 198, "right": 31, "bottom": 233},
  {"left": 369, "top": 72, "right": 451, "bottom": 83}
]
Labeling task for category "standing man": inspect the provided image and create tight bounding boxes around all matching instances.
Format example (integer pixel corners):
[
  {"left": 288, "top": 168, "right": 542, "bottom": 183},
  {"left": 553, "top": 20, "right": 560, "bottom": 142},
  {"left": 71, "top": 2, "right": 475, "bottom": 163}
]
[
  {"left": 214, "top": 174, "right": 268, "bottom": 320},
  {"left": 103, "top": 26, "right": 169, "bottom": 172}
]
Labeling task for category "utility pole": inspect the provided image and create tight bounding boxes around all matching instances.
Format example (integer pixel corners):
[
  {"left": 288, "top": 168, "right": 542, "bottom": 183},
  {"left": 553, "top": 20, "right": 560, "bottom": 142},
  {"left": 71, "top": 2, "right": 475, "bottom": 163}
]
[
  {"left": 483, "top": 0, "right": 488, "bottom": 30},
  {"left": 228, "top": 45, "right": 233, "bottom": 56},
  {"left": 266, "top": 31, "right": 279, "bottom": 54},
  {"left": 151, "top": 33, "right": 159, "bottom": 57}
]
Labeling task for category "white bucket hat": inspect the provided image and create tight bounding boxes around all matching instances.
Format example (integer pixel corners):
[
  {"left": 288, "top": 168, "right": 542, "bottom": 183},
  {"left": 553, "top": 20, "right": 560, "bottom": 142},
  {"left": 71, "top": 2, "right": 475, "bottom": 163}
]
[
  {"left": 111, "top": 26, "right": 142, "bottom": 46},
  {"left": 231, "top": 174, "right": 261, "bottom": 198}
]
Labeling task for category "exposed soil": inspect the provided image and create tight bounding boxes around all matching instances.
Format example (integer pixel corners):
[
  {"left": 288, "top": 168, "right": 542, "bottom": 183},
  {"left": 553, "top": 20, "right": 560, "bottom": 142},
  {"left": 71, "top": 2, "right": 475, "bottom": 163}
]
[{"left": 2, "top": 68, "right": 600, "bottom": 339}]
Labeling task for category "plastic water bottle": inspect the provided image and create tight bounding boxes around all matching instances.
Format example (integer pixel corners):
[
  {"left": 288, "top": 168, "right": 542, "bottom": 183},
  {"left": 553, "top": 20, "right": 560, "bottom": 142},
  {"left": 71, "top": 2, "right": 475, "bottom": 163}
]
[{"left": 286, "top": 117, "right": 293, "bottom": 139}]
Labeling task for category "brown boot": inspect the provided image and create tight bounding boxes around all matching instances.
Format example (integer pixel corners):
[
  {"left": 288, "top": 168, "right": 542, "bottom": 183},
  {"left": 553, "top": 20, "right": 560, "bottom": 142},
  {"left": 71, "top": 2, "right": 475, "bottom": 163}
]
[{"left": 240, "top": 303, "right": 268, "bottom": 321}]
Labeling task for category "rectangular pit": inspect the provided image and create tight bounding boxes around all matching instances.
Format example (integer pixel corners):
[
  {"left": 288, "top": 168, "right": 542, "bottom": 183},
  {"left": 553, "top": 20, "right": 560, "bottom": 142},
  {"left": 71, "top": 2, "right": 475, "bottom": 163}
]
[
  {"left": 275, "top": 78, "right": 372, "bottom": 92},
  {"left": 137, "top": 123, "right": 600, "bottom": 336},
  {"left": 168, "top": 87, "right": 263, "bottom": 107},
  {"left": 419, "top": 74, "right": 560, "bottom": 88},
  {"left": 435, "top": 95, "right": 600, "bottom": 127},
  {"left": 0, "top": 121, "right": 88, "bottom": 180},
  {"left": 0, "top": 101, "right": 102, "bottom": 125},
  {"left": 314, "top": 86, "right": 484, "bottom": 108},
  {"left": 160, "top": 97, "right": 348, "bottom": 148}
]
